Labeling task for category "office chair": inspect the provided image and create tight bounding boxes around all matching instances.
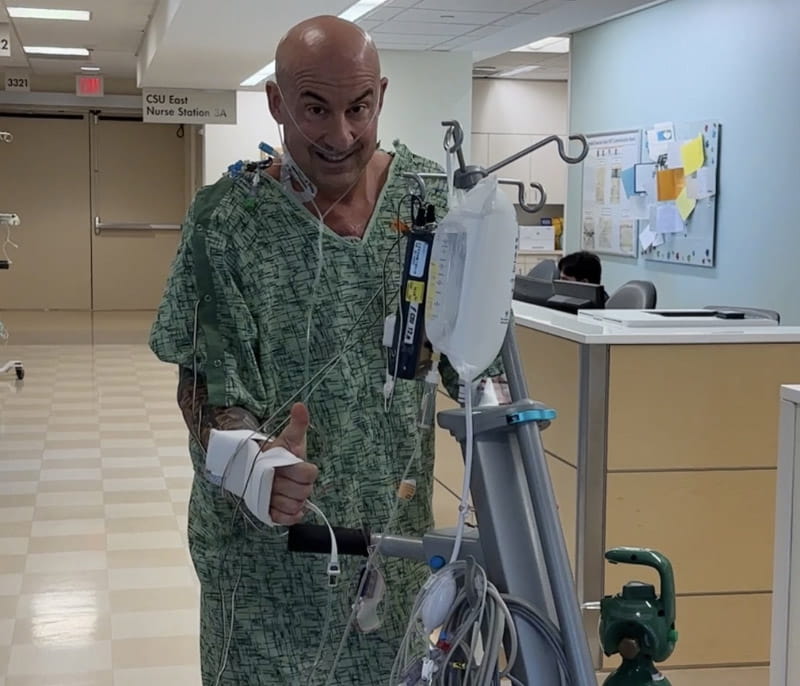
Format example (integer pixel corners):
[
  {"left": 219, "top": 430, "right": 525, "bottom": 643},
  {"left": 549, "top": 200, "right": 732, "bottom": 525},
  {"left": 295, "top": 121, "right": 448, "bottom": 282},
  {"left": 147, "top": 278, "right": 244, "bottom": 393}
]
[
  {"left": 527, "top": 259, "right": 559, "bottom": 281},
  {"left": 606, "top": 280, "right": 658, "bottom": 309},
  {"left": 703, "top": 305, "right": 780, "bottom": 323}
]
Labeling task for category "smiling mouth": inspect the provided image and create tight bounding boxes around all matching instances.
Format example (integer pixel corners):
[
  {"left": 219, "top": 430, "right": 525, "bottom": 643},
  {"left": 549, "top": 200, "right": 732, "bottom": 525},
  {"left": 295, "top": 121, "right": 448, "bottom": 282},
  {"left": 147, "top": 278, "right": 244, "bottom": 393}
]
[{"left": 316, "top": 149, "right": 356, "bottom": 164}]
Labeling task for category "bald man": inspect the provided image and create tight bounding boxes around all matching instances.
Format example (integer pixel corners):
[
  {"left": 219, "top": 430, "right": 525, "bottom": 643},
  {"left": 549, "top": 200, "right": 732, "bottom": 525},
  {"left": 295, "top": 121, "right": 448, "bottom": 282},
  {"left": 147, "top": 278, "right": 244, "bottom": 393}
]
[{"left": 150, "top": 15, "right": 459, "bottom": 685}]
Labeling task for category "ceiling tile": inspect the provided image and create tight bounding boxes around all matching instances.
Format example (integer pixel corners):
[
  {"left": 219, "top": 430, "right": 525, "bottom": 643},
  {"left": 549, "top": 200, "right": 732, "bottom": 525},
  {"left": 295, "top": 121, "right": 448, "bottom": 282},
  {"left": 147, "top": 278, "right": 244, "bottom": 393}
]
[
  {"left": 391, "top": 8, "right": 511, "bottom": 24},
  {"left": 358, "top": 19, "right": 383, "bottom": 31},
  {"left": 520, "top": 0, "right": 569, "bottom": 13},
  {"left": 461, "top": 25, "right": 506, "bottom": 39},
  {"left": 385, "top": 0, "right": 420, "bottom": 6},
  {"left": 415, "top": 0, "right": 539, "bottom": 11},
  {"left": 373, "top": 20, "right": 481, "bottom": 37},
  {"left": 361, "top": 6, "right": 406, "bottom": 21}
]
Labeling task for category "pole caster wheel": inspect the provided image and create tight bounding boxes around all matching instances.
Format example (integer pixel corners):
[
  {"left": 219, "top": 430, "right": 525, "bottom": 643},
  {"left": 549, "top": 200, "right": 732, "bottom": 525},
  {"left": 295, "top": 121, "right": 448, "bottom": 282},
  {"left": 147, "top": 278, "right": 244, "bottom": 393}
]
[{"left": 15, "top": 365, "right": 24, "bottom": 381}]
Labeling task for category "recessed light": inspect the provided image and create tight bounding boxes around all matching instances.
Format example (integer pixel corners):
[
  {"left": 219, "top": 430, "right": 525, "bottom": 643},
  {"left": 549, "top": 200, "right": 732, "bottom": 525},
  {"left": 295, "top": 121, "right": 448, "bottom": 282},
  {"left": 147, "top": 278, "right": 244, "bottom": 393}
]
[
  {"left": 512, "top": 36, "right": 570, "bottom": 53},
  {"left": 496, "top": 65, "right": 541, "bottom": 78},
  {"left": 8, "top": 7, "right": 90, "bottom": 21},
  {"left": 240, "top": 0, "right": 390, "bottom": 87},
  {"left": 24, "top": 46, "right": 90, "bottom": 57}
]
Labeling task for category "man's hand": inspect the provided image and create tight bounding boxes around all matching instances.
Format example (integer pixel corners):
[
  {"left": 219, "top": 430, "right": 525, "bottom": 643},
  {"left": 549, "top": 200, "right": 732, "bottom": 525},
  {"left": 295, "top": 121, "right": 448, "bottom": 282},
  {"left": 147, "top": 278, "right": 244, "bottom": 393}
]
[{"left": 266, "top": 403, "right": 319, "bottom": 526}]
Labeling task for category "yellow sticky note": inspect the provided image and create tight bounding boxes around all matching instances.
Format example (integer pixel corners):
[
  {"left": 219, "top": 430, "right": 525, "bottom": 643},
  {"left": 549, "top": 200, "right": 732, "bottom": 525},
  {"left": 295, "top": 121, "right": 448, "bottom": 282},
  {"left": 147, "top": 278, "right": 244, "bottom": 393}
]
[
  {"left": 676, "top": 188, "right": 696, "bottom": 221},
  {"left": 680, "top": 135, "right": 705, "bottom": 176}
]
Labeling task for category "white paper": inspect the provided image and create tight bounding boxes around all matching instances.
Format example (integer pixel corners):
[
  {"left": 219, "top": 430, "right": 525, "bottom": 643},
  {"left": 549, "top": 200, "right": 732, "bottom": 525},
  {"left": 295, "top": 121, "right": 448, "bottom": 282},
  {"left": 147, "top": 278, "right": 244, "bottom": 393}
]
[
  {"left": 653, "top": 231, "right": 665, "bottom": 247},
  {"left": 694, "top": 166, "right": 717, "bottom": 199},
  {"left": 646, "top": 121, "right": 676, "bottom": 161},
  {"left": 635, "top": 163, "right": 657, "bottom": 198},
  {"left": 639, "top": 224, "right": 656, "bottom": 250},
  {"left": 667, "top": 141, "right": 683, "bottom": 169},
  {"left": 655, "top": 203, "right": 684, "bottom": 234},
  {"left": 631, "top": 195, "right": 651, "bottom": 220},
  {"left": 684, "top": 174, "right": 700, "bottom": 200}
]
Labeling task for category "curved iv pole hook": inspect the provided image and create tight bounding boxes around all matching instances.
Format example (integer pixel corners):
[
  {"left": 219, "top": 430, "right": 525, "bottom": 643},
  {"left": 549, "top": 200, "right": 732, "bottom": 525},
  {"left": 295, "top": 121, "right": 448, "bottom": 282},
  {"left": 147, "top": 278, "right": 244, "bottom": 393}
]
[{"left": 498, "top": 179, "right": 547, "bottom": 213}]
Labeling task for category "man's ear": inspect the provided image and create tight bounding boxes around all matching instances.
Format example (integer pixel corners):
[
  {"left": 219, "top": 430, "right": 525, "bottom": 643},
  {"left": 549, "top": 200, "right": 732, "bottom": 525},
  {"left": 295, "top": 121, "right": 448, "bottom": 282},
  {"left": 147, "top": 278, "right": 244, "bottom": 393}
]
[
  {"left": 266, "top": 81, "right": 285, "bottom": 125},
  {"left": 377, "top": 76, "right": 388, "bottom": 112}
]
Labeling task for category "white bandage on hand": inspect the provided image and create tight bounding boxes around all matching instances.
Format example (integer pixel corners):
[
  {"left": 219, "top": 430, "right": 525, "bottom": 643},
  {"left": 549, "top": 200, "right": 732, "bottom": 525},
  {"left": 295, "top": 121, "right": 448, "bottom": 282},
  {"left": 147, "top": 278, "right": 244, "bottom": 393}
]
[{"left": 206, "top": 429, "right": 302, "bottom": 526}]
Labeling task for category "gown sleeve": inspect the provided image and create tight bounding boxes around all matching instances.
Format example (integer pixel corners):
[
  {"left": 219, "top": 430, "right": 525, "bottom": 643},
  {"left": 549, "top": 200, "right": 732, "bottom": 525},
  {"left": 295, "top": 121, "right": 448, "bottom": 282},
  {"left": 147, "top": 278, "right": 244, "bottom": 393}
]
[{"left": 150, "top": 178, "right": 269, "bottom": 419}]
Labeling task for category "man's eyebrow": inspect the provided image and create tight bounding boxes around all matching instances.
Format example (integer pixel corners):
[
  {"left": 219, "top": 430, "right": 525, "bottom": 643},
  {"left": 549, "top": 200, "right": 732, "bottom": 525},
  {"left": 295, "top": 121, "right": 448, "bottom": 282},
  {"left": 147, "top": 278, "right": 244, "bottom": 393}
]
[
  {"left": 349, "top": 88, "right": 374, "bottom": 105},
  {"left": 299, "top": 90, "right": 329, "bottom": 104}
]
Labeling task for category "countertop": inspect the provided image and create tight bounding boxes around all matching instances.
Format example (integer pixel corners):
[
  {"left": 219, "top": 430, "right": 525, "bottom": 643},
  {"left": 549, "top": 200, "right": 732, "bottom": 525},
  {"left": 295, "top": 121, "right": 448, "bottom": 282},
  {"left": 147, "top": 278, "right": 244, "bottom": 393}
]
[
  {"left": 781, "top": 385, "right": 800, "bottom": 404},
  {"left": 512, "top": 301, "right": 800, "bottom": 345}
]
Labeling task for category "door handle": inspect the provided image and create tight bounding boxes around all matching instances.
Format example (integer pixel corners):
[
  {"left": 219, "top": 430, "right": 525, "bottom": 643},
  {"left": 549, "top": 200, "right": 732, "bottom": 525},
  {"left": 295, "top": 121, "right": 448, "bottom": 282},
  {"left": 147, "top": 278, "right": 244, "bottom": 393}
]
[{"left": 94, "top": 217, "right": 181, "bottom": 234}]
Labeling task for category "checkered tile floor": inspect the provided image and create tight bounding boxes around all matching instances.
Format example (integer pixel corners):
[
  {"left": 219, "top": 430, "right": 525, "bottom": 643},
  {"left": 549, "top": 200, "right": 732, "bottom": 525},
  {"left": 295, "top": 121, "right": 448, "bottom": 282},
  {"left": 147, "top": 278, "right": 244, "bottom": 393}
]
[
  {"left": 0, "top": 314, "right": 771, "bottom": 686},
  {"left": 0, "top": 341, "right": 202, "bottom": 686}
]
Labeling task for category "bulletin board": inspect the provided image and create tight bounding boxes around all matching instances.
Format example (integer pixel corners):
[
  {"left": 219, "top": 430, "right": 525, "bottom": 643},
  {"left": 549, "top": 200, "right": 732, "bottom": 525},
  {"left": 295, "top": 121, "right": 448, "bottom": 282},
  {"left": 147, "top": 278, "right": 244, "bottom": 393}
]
[
  {"left": 580, "top": 129, "right": 643, "bottom": 258},
  {"left": 639, "top": 120, "right": 721, "bottom": 267}
]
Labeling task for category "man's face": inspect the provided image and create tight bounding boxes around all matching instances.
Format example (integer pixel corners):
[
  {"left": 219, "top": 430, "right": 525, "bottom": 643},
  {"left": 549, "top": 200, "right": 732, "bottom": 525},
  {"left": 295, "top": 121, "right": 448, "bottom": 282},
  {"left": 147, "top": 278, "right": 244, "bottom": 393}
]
[{"left": 267, "top": 63, "right": 387, "bottom": 198}]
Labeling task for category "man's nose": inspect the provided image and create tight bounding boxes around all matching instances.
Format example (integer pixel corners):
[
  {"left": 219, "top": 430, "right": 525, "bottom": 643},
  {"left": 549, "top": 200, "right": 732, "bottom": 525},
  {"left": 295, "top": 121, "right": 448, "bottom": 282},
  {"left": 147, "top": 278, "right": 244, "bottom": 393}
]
[{"left": 325, "top": 112, "right": 356, "bottom": 151}]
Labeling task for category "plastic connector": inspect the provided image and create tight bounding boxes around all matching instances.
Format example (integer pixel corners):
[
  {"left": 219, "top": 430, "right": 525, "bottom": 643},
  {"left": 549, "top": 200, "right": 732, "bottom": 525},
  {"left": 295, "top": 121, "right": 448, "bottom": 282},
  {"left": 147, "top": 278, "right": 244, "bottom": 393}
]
[{"left": 417, "top": 366, "right": 441, "bottom": 430}]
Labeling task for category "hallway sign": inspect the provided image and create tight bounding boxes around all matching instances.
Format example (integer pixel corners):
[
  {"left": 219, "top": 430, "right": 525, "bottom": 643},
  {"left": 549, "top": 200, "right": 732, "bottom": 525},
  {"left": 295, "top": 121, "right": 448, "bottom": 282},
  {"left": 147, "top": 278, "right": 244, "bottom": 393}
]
[{"left": 143, "top": 88, "right": 237, "bottom": 125}]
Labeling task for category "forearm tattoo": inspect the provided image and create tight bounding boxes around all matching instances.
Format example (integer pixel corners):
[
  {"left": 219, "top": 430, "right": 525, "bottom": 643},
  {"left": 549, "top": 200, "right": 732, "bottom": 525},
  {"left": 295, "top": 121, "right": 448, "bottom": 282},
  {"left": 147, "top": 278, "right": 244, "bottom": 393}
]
[{"left": 177, "top": 366, "right": 260, "bottom": 449}]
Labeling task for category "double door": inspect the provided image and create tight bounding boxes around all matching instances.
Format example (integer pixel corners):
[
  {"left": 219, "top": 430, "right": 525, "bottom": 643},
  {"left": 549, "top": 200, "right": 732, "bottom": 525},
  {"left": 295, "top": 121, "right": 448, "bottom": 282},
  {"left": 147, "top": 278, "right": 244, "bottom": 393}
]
[{"left": 0, "top": 111, "right": 198, "bottom": 310}]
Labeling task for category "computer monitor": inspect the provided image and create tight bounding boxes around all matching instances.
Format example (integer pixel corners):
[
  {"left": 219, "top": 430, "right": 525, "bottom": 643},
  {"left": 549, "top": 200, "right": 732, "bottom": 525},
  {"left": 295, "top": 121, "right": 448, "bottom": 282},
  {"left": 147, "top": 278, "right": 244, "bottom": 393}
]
[
  {"left": 546, "top": 279, "right": 606, "bottom": 314},
  {"left": 513, "top": 274, "right": 554, "bottom": 307}
]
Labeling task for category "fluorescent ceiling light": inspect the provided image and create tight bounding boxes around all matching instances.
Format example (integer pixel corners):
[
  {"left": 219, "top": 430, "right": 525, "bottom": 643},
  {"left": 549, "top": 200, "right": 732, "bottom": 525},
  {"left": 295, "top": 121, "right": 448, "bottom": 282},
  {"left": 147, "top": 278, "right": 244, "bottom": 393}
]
[
  {"left": 496, "top": 65, "right": 541, "bottom": 78},
  {"left": 339, "top": 0, "right": 389, "bottom": 22},
  {"left": 81, "top": 66, "right": 100, "bottom": 72},
  {"left": 24, "top": 46, "right": 90, "bottom": 56},
  {"left": 512, "top": 36, "right": 570, "bottom": 53},
  {"left": 240, "top": 0, "right": 389, "bottom": 87},
  {"left": 8, "top": 7, "right": 90, "bottom": 21},
  {"left": 241, "top": 59, "right": 275, "bottom": 88}
]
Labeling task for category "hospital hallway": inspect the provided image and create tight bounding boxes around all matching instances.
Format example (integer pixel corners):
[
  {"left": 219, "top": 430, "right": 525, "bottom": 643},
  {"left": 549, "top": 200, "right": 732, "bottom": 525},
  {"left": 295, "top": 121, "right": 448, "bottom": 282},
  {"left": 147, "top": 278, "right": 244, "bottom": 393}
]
[{"left": 0, "top": 311, "right": 771, "bottom": 686}]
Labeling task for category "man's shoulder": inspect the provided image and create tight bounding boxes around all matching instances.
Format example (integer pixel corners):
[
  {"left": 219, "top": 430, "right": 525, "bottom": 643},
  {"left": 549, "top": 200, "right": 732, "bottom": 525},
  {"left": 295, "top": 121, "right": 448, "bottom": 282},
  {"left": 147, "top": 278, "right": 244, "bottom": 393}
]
[{"left": 391, "top": 141, "right": 444, "bottom": 175}]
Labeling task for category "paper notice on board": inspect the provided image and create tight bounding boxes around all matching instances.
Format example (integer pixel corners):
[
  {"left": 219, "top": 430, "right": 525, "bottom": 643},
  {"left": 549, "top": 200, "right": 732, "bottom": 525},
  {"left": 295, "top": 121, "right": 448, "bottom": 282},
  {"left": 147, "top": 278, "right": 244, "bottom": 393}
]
[
  {"left": 630, "top": 194, "right": 651, "bottom": 219},
  {"left": 695, "top": 166, "right": 717, "bottom": 199},
  {"left": 639, "top": 224, "right": 656, "bottom": 250},
  {"left": 653, "top": 231, "right": 665, "bottom": 247},
  {"left": 655, "top": 203, "right": 684, "bottom": 234},
  {"left": 675, "top": 188, "right": 696, "bottom": 221},
  {"left": 646, "top": 121, "right": 676, "bottom": 161},
  {"left": 634, "top": 163, "right": 657, "bottom": 198},
  {"left": 656, "top": 168, "right": 685, "bottom": 202},
  {"left": 667, "top": 141, "right": 683, "bottom": 169},
  {"left": 620, "top": 166, "right": 636, "bottom": 198},
  {"left": 680, "top": 135, "right": 705, "bottom": 176}
]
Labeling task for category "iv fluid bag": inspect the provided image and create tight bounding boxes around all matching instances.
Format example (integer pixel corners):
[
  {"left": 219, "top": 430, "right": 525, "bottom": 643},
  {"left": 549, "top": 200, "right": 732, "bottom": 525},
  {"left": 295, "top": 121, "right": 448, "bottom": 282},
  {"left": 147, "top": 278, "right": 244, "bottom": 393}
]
[{"left": 425, "top": 175, "right": 518, "bottom": 382}]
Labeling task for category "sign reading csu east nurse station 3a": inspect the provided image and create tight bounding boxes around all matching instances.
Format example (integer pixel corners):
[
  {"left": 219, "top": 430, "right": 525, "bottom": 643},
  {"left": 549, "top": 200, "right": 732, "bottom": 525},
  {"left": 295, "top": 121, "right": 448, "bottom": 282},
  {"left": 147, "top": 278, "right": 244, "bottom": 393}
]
[{"left": 143, "top": 88, "right": 237, "bottom": 125}]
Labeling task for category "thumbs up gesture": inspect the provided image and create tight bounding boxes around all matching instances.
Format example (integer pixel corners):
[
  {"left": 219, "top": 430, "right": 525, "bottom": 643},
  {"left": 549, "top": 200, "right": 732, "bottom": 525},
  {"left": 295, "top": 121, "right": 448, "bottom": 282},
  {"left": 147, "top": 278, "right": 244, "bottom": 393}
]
[{"left": 266, "top": 403, "right": 319, "bottom": 526}]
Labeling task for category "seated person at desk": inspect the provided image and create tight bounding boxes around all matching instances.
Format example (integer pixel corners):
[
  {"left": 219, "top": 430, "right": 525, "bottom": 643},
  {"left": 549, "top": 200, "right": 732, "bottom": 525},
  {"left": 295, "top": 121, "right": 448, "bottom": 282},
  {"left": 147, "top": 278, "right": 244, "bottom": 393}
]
[{"left": 558, "top": 251, "right": 609, "bottom": 303}]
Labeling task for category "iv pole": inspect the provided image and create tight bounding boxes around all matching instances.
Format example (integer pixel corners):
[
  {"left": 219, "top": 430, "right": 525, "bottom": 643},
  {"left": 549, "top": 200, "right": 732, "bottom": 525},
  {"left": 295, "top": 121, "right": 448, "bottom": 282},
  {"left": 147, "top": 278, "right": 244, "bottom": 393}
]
[{"left": 289, "top": 121, "right": 595, "bottom": 685}]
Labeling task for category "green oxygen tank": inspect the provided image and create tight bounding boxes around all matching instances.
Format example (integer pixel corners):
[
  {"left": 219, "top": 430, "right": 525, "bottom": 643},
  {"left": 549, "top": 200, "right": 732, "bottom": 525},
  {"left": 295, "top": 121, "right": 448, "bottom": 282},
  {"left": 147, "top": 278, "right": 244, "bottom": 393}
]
[{"left": 599, "top": 548, "right": 678, "bottom": 686}]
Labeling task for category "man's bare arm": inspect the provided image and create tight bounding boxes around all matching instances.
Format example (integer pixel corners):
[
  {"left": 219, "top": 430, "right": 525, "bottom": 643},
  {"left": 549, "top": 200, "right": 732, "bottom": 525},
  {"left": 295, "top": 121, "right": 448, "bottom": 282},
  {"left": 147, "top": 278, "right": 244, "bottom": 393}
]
[{"left": 177, "top": 366, "right": 260, "bottom": 449}]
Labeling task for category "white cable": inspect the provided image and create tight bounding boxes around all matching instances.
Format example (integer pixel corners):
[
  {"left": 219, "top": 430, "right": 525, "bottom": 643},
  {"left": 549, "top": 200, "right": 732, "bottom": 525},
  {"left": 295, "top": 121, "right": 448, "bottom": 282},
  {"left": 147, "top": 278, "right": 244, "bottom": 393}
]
[
  {"left": 450, "top": 380, "right": 474, "bottom": 564},
  {"left": 304, "top": 500, "right": 340, "bottom": 581},
  {"left": 212, "top": 563, "right": 242, "bottom": 686},
  {"left": 2, "top": 225, "right": 18, "bottom": 264}
]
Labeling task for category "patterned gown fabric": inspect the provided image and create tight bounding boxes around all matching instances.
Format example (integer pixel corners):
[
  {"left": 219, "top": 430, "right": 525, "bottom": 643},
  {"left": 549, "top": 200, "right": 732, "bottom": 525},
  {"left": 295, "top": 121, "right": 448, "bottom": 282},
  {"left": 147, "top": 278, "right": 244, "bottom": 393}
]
[{"left": 150, "top": 142, "right": 452, "bottom": 685}]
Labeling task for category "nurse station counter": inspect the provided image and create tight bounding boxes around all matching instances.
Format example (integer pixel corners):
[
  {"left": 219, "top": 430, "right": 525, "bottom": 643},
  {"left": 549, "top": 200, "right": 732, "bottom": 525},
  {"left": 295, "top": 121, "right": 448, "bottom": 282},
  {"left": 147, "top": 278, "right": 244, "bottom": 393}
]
[{"left": 434, "top": 303, "right": 800, "bottom": 673}]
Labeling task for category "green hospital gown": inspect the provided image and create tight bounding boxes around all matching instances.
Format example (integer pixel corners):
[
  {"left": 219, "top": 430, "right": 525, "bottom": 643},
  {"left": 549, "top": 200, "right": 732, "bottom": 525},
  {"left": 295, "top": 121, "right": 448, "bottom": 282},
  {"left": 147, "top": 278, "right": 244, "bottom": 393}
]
[{"left": 150, "top": 142, "right": 453, "bottom": 685}]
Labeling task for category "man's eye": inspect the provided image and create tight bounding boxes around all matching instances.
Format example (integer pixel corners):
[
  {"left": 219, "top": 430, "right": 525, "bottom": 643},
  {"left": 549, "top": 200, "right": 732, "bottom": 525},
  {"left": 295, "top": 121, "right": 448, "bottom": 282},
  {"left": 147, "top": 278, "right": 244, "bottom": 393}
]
[{"left": 308, "top": 106, "right": 325, "bottom": 116}]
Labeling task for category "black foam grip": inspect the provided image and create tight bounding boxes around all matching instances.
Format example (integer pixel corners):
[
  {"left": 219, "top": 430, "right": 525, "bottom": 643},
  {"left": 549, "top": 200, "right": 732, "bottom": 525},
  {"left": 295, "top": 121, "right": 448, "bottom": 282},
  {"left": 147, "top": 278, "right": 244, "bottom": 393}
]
[{"left": 288, "top": 524, "right": 370, "bottom": 557}]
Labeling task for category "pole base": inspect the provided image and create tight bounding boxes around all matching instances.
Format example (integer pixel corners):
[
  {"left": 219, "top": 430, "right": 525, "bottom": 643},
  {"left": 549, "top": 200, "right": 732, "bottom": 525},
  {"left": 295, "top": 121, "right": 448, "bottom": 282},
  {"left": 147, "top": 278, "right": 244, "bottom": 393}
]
[{"left": 603, "top": 657, "right": 670, "bottom": 686}]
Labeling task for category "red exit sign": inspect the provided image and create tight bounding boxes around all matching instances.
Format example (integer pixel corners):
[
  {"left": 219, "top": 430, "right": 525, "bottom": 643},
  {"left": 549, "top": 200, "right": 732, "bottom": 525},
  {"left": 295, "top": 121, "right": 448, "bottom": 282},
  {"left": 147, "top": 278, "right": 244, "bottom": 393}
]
[{"left": 76, "top": 75, "right": 104, "bottom": 97}]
